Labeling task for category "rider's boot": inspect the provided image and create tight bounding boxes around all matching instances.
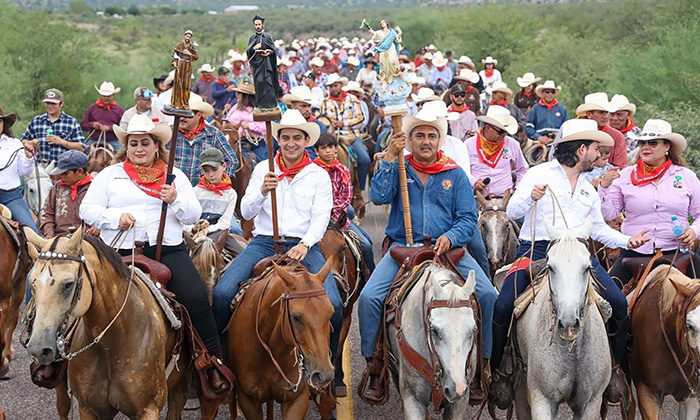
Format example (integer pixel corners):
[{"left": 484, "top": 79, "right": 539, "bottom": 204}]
[
  {"left": 605, "top": 315, "right": 632, "bottom": 405},
  {"left": 361, "top": 357, "right": 386, "bottom": 404},
  {"left": 487, "top": 320, "right": 515, "bottom": 410}
]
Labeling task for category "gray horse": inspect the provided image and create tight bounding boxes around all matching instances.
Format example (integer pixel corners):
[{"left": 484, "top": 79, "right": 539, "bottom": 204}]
[
  {"left": 476, "top": 190, "right": 519, "bottom": 282},
  {"left": 514, "top": 218, "right": 610, "bottom": 420}
]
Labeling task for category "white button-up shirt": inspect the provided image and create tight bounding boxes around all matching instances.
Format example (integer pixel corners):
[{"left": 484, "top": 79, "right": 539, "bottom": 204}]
[
  {"left": 0, "top": 134, "right": 34, "bottom": 190},
  {"left": 507, "top": 159, "right": 629, "bottom": 249},
  {"left": 80, "top": 162, "right": 201, "bottom": 249},
  {"left": 241, "top": 160, "right": 332, "bottom": 247}
]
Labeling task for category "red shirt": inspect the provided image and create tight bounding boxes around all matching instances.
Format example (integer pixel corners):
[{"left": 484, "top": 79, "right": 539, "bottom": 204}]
[
  {"left": 315, "top": 159, "right": 352, "bottom": 229},
  {"left": 601, "top": 125, "right": 628, "bottom": 169}
]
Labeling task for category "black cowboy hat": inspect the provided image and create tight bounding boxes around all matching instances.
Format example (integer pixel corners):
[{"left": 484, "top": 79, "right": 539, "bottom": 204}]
[
  {"left": 0, "top": 106, "right": 17, "bottom": 129},
  {"left": 153, "top": 74, "right": 168, "bottom": 90}
]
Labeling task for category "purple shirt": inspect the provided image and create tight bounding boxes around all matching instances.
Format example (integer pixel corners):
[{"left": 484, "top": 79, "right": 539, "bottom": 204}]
[
  {"left": 80, "top": 102, "right": 124, "bottom": 142},
  {"left": 449, "top": 110, "right": 478, "bottom": 141},
  {"left": 465, "top": 135, "right": 529, "bottom": 197},
  {"left": 599, "top": 164, "right": 700, "bottom": 254}
]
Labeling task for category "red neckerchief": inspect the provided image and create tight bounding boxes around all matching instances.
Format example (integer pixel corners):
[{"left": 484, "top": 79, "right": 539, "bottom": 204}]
[
  {"left": 307, "top": 114, "right": 316, "bottom": 122},
  {"left": 60, "top": 175, "right": 92, "bottom": 201},
  {"left": 215, "top": 79, "right": 229, "bottom": 87},
  {"left": 490, "top": 99, "right": 510, "bottom": 106},
  {"left": 277, "top": 152, "right": 313, "bottom": 181},
  {"left": 232, "top": 66, "right": 243, "bottom": 76},
  {"left": 330, "top": 91, "right": 348, "bottom": 104},
  {"left": 476, "top": 130, "right": 506, "bottom": 168},
  {"left": 123, "top": 159, "right": 166, "bottom": 199},
  {"left": 437, "top": 65, "right": 447, "bottom": 71},
  {"left": 449, "top": 103, "right": 470, "bottom": 114},
  {"left": 197, "top": 173, "right": 233, "bottom": 196},
  {"left": 522, "top": 90, "right": 533, "bottom": 97},
  {"left": 200, "top": 74, "right": 214, "bottom": 82},
  {"left": 182, "top": 119, "right": 206, "bottom": 140},
  {"left": 406, "top": 151, "right": 459, "bottom": 174},
  {"left": 313, "top": 157, "right": 350, "bottom": 184},
  {"left": 619, "top": 119, "right": 635, "bottom": 134},
  {"left": 539, "top": 98, "right": 558, "bottom": 111},
  {"left": 483, "top": 68, "right": 494, "bottom": 78},
  {"left": 96, "top": 99, "right": 113, "bottom": 112},
  {"left": 464, "top": 85, "right": 475, "bottom": 95},
  {"left": 630, "top": 159, "right": 672, "bottom": 186}
]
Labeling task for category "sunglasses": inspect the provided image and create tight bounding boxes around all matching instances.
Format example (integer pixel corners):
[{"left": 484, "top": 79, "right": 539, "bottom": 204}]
[
  {"left": 637, "top": 139, "right": 663, "bottom": 147},
  {"left": 452, "top": 92, "right": 466, "bottom": 98},
  {"left": 139, "top": 89, "right": 154, "bottom": 99},
  {"left": 542, "top": 89, "right": 555, "bottom": 94},
  {"left": 489, "top": 125, "right": 506, "bottom": 136}
]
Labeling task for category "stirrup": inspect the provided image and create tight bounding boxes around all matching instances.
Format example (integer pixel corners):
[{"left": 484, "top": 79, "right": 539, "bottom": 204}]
[{"left": 488, "top": 369, "right": 515, "bottom": 410}]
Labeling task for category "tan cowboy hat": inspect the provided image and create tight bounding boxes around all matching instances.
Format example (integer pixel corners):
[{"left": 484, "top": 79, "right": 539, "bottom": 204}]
[
  {"left": 113, "top": 114, "right": 171, "bottom": 145},
  {"left": 310, "top": 57, "right": 325, "bottom": 68},
  {"left": 488, "top": 81, "right": 513, "bottom": 98},
  {"left": 516, "top": 72, "right": 541, "bottom": 88},
  {"left": 95, "top": 81, "right": 121, "bottom": 96},
  {"left": 271, "top": 109, "right": 321, "bottom": 146},
  {"left": 325, "top": 73, "right": 348, "bottom": 86},
  {"left": 432, "top": 52, "right": 448, "bottom": 67},
  {"left": 552, "top": 119, "right": 614, "bottom": 146},
  {"left": 422, "top": 100, "right": 459, "bottom": 121},
  {"left": 411, "top": 87, "right": 439, "bottom": 104},
  {"left": 189, "top": 93, "right": 215, "bottom": 118},
  {"left": 534, "top": 80, "right": 562, "bottom": 96},
  {"left": 342, "top": 81, "right": 364, "bottom": 95},
  {"left": 576, "top": 92, "right": 618, "bottom": 116},
  {"left": 0, "top": 106, "right": 17, "bottom": 129},
  {"left": 609, "top": 94, "right": 636, "bottom": 116},
  {"left": 629, "top": 119, "right": 686, "bottom": 152},
  {"left": 282, "top": 86, "right": 319, "bottom": 106},
  {"left": 346, "top": 56, "right": 360, "bottom": 67},
  {"left": 481, "top": 56, "right": 498, "bottom": 66},
  {"left": 402, "top": 108, "right": 448, "bottom": 153},
  {"left": 278, "top": 58, "right": 293, "bottom": 67},
  {"left": 477, "top": 105, "right": 518, "bottom": 136},
  {"left": 198, "top": 63, "right": 215, "bottom": 74},
  {"left": 233, "top": 81, "right": 255, "bottom": 96},
  {"left": 229, "top": 51, "right": 245, "bottom": 62},
  {"left": 454, "top": 69, "right": 480, "bottom": 84},
  {"left": 458, "top": 55, "right": 474, "bottom": 67}
]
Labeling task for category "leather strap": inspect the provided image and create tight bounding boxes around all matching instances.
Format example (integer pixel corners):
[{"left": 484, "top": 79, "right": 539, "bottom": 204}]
[{"left": 627, "top": 248, "right": 664, "bottom": 314}]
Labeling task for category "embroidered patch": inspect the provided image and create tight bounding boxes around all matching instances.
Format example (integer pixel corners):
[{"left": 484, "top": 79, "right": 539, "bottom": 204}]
[
  {"left": 502, "top": 148, "right": 510, "bottom": 160},
  {"left": 442, "top": 179, "right": 453, "bottom": 190},
  {"left": 674, "top": 175, "right": 683, "bottom": 189}
]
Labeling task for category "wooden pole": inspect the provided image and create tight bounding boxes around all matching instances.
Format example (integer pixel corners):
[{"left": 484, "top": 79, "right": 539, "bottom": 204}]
[
  {"left": 391, "top": 114, "right": 413, "bottom": 245},
  {"left": 254, "top": 109, "right": 283, "bottom": 254},
  {"left": 155, "top": 114, "right": 181, "bottom": 261}
]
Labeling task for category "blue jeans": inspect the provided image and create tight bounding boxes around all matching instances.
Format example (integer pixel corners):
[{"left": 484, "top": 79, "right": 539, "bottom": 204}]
[
  {"left": 493, "top": 240, "right": 628, "bottom": 325},
  {"left": 0, "top": 187, "right": 38, "bottom": 233},
  {"left": 213, "top": 235, "right": 343, "bottom": 358},
  {"left": 468, "top": 231, "right": 491, "bottom": 281},
  {"left": 242, "top": 139, "right": 268, "bottom": 162},
  {"left": 358, "top": 243, "right": 496, "bottom": 358},
  {"left": 349, "top": 137, "right": 370, "bottom": 191},
  {"left": 228, "top": 215, "right": 244, "bottom": 236},
  {"left": 347, "top": 221, "right": 375, "bottom": 273}
]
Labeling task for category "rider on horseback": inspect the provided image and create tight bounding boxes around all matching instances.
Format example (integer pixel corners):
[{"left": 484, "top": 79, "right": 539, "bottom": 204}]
[{"left": 489, "top": 119, "right": 650, "bottom": 409}]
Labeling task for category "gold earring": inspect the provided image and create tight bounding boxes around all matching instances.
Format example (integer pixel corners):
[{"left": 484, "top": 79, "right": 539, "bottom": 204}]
[{"left": 156, "top": 151, "right": 160, "bottom": 160}]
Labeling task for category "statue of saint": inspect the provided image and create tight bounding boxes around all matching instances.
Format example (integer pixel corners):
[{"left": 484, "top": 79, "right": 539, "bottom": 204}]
[
  {"left": 367, "top": 19, "right": 403, "bottom": 89},
  {"left": 169, "top": 30, "right": 199, "bottom": 111},
  {"left": 247, "top": 15, "right": 283, "bottom": 112}
]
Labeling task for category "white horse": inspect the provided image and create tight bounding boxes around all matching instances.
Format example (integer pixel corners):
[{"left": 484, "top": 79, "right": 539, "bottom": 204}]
[
  {"left": 23, "top": 164, "right": 53, "bottom": 220},
  {"left": 388, "top": 264, "right": 479, "bottom": 420},
  {"left": 514, "top": 218, "right": 610, "bottom": 420}
]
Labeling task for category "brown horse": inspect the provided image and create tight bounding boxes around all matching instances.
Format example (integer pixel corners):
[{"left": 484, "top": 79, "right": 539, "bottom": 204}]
[
  {"left": 221, "top": 122, "right": 257, "bottom": 239},
  {"left": 23, "top": 226, "right": 193, "bottom": 420}
]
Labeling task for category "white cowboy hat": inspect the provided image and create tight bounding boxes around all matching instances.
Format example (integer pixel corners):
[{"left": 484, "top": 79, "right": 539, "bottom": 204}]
[
  {"left": 310, "top": 57, "right": 324, "bottom": 68},
  {"left": 198, "top": 63, "right": 215, "bottom": 74},
  {"left": 575, "top": 92, "right": 618, "bottom": 115},
  {"left": 453, "top": 69, "right": 480, "bottom": 84},
  {"left": 411, "top": 87, "right": 438, "bottom": 103},
  {"left": 481, "top": 56, "right": 498, "bottom": 66},
  {"left": 278, "top": 58, "right": 293, "bottom": 67},
  {"left": 432, "top": 52, "right": 448, "bottom": 67},
  {"left": 346, "top": 56, "right": 360, "bottom": 67},
  {"left": 406, "top": 72, "right": 426, "bottom": 86},
  {"left": 609, "top": 94, "right": 636, "bottom": 116},
  {"left": 347, "top": 49, "right": 357, "bottom": 55},
  {"left": 516, "top": 72, "right": 541, "bottom": 88},
  {"left": 477, "top": 105, "right": 518, "bottom": 136},
  {"left": 282, "top": 85, "right": 319, "bottom": 105},
  {"left": 342, "top": 80, "right": 364, "bottom": 95},
  {"left": 457, "top": 56, "right": 474, "bottom": 67},
  {"left": 290, "top": 41, "right": 301, "bottom": 51},
  {"left": 229, "top": 51, "right": 245, "bottom": 62},
  {"left": 189, "top": 93, "right": 215, "bottom": 118},
  {"left": 287, "top": 50, "right": 298, "bottom": 59},
  {"left": 534, "top": 80, "right": 562, "bottom": 96},
  {"left": 422, "top": 100, "right": 459, "bottom": 121},
  {"left": 552, "top": 119, "right": 614, "bottom": 146},
  {"left": 402, "top": 108, "right": 448, "bottom": 153},
  {"left": 274, "top": 39, "right": 285, "bottom": 47},
  {"left": 113, "top": 114, "right": 171, "bottom": 145},
  {"left": 271, "top": 109, "right": 321, "bottom": 146},
  {"left": 325, "top": 73, "right": 348, "bottom": 86},
  {"left": 488, "top": 81, "right": 513, "bottom": 98},
  {"left": 332, "top": 48, "right": 340, "bottom": 55},
  {"left": 95, "top": 81, "right": 121, "bottom": 96},
  {"left": 423, "top": 52, "right": 434, "bottom": 61},
  {"left": 428, "top": 44, "right": 436, "bottom": 51},
  {"left": 629, "top": 119, "right": 687, "bottom": 152}
]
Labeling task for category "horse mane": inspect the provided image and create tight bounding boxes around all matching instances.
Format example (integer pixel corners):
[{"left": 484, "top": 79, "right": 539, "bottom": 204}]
[
  {"left": 426, "top": 265, "right": 464, "bottom": 305},
  {"left": 82, "top": 235, "right": 131, "bottom": 280},
  {"left": 193, "top": 237, "right": 219, "bottom": 278},
  {"left": 550, "top": 230, "right": 586, "bottom": 257},
  {"left": 648, "top": 265, "right": 700, "bottom": 314}
]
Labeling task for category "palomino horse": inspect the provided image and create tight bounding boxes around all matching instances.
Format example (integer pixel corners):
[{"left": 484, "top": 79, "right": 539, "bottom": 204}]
[
  {"left": 23, "top": 164, "right": 53, "bottom": 221},
  {"left": 85, "top": 142, "right": 115, "bottom": 176},
  {"left": 23, "top": 226, "right": 192, "bottom": 420},
  {"left": 184, "top": 231, "right": 229, "bottom": 303},
  {"left": 475, "top": 190, "right": 519, "bottom": 281},
  {"left": 513, "top": 218, "right": 610, "bottom": 420},
  {"left": 629, "top": 264, "right": 700, "bottom": 419},
  {"left": 220, "top": 122, "right": 257, "bottom": 239}
]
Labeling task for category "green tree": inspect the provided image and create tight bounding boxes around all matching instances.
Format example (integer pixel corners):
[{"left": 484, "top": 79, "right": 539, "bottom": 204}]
[
  {"left": 127, "top": 5, "right": 140, "bottom": 15},
  {"left": 68, "top": 0, "right": 91, "bottom": 16}
]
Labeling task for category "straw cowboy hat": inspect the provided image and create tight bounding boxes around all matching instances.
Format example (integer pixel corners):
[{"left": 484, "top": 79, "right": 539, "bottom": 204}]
[
  {"left": 189, "top": 93, "right": 215, "bottom": 118},
  {"left": 233, "top": 81, "right": 255, "bottom": 96},
  {"left": 0, "top": 106, "right": 17, "bottom": 129},
  {"left": 198, "top": 63, "right": 215, "bottom": 74},
  {"left": 402, "top": 108, "right": 448, "bottom": 152},
  {"left": 310, "top": 57, "right": 325, "bottom": 68},
  {"left": 407, "top": 72, "right": 426, "bottom": 86},
  {"left": 481, "top": 56, "right": 498, "bottom": 66},
  {"left": 629, "top": 119, "right": 687, "bottom": 152},
  {"left": 488, "top": 81, "right": 513, "bottom": 98},
  {"left": 113, "top": 114, "right": 171, "bottom": 145},
  {"left": 282, "top": 86, "right": 319, "bottom": 106},
  {"left": 432, "top": 52, "right": 448, "bottom": 67},
  {"left": 552, "top": 119, "right": 614, "bottom": 146},
  {"left": 423, "top": 52, "right": 434, "bottom": 61},
  {"left": 534, "top": 80, "right": 562, "bottom": 96},
  {"left": 422, "top": 100, "right": 459, "bottom": 121},
  {"left": 278, "top": 57, "right": 293, "bottom": 67},
  {"left": 342, "top": 81, "right": 364, "bottom": 95},
  {"left": 411, "top": 87, "right": 440, "bottom": 104},
  {"left": 346, "top": 56, "right": 360, "bottom": 67},
  {"left": 228, "top": 51, "right": 245, "bottom": 62},
  {"left": 575, "top": 92, "right": 618, "bottom": 115},
  {"left": 609, "top": 94, "right": 636, "bottom": 116},
  {"left": 458, "top": 56, "right": 475, "bottom": 67},
  {"left": 516, "top": 72, "right": 541, "bottom": 88},
  {"left": 325, "top": 73, "right": 348, "bottom": 86},
  {"left": 477, "top": 105, "right": 519, "bottom": 136},
  {"left": 95, "top": 81, "right": 121, "bottom": 96},
  {"left": 271, "top": 109, "right": 321, "bottom": 146},
  {"left": 454, "top": 69, "right": 480, "bottom": 84}
]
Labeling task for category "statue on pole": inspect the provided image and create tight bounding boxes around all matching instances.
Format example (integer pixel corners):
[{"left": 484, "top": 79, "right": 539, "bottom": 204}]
[
  {"left": 166, "top": 29, "right": 199, "bottom": 116},
  {"left": 247, "top": 15, "right": 283, "bottom": 115}
]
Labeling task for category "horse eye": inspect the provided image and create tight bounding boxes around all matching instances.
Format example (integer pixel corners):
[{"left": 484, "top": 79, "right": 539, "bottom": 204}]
[
  {"left": 430, "top": 326, "right": 441, "bottom": 339},
  {"left": 63, "top": 281, "right": 75, "bottom": 291},
  {"left": 689, "top": 325, "right": 696, "bottom": 333},
  {"left": 292, "top": 313, "right": 303, "bottom": 324}
]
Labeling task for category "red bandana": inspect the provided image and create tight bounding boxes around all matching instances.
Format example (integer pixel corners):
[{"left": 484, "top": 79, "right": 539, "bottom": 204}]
[
  {"left": 197, "top": 173, "right": 233, "bottom": 196},
  {"left": 406, "top": 151, "right": 459, "bottom": 174},
  {"left": 449, "top": 103, "right": 470, "bottom": 114},
  {"left": 539, "top": 98, "right": 558, "bottom": 111},
  {"left": 182, "top": 119, "right": 206, "bottom": 140},
  {"left": 437, "top": 65, "right": 447, "bottom": 71},
  {"left": 484, "top": 68, "right": 494, "bottom": 78},
  {"left": 201, "top": 74, "right": 214, "bottom": 82},
  {"left": 123, "top": 159, "right": 167, "bottom": 199},
  {"left": 522, "top": 90, "right": 533, "bottom": 97},
  {"left": 490, "top": 99, "right": 510, "bottom": 106},
  {"left": 96, "top": 99, "right": 113, "bottom": 112},
  {"left": 313, "top": 157, "right": 350, "bottom": 184},
  {"left": 60, "top": 175, "right": 92, "bottom": 201},
  {"left": 476, "top": 130, "right": 506, "bottom": 168},
  {"left": 232, "top": 66, "right": 243, "bottom": 76},
  {"left": 215, "top": 79, "right": 229, "bottom": 87},
  {"left": 330, "top": 91, "right": 348, "bottom": 104},
  {"left": 619, "top": 119, "right": 636, "bottom": 134},
  {"left": 630, "top": 159, "right": 672, "bottom": 186},
  {"left": 464, "top": 85, "right": 475, "bottom": 95},
  {"left": 277, "top": 152, "right": 313, "bottom": 181},
  {"left": 307, "top": 114, "right": 316, "bottom": 122}
]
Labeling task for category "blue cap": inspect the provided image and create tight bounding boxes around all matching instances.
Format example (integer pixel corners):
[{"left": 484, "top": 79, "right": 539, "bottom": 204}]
[{"left": 46, "top": 150, "right": 88, "bottom": 175}]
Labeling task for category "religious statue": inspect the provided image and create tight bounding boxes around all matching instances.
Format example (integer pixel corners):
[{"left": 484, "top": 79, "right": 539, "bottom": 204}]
[
  {"left": 167, "top": 29, "right": 199, "bottom": 114},
  {"left": 247, "top": 15, "right": 283, "bottom": 113}
]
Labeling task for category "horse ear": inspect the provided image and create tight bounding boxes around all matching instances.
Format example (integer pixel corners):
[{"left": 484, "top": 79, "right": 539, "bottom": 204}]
[
  {"left": 543, "top": 218, "right": 561, "bottom": 241},
  {"left": 461, "top": 269, "right": 476, "bottom": 297},
  {"left": 183, "top": 231, "right": 197, "bottom": 251},
  {"left": 66, "top": 224, "right": 84, "bottom": 252},
  {"left": 670, "top": 277, "right": 695, "bottom": 299},
  {"left": 273, "top": 262, "right": 296, "bottom": 288},
  {"left": 475, "top": 191, "right": 488, "bottom": 211},
  {"left": 502, "top": 188, "right": 512, "bottom": 207},
  {"left": 215, "top": 232, "right": 228, "bottom": 254},
  {"left": 314, "top": 255, "right": 335, "bottom": 286},
  {"left": 574, "top": 215, "right": 593, "bottom": 239},
  {"left": 23, "top": 226, "right": 49, "bottom": 250}
]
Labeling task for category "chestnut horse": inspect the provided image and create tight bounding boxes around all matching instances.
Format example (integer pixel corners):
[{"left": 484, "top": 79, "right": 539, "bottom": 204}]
[
  {"left": 220, "top": 122, "right": 257, "bottom": 238},
  {"left": 23, "top": 226, "right": 193, "bottom": 420}
]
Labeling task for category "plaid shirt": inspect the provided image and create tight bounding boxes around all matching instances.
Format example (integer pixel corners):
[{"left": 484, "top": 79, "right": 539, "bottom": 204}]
[
  {"left": 171, "top": 122, "right": 239, "bottom": 186},
  {"left": 21, "top": 112, "right": 85, "bottom": 163},
  {"left": 323, "top": 163, "right": 352, "bottom": 229},
  {"left": 320, "top": 94, "right": 365, "bottom": 137}
]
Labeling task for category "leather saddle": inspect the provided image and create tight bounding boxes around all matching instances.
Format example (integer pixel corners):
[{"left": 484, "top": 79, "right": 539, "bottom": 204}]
[
  {"left": 389, "top": 241, "right": 465, "bottom": 268},
  {"left": 622, "top": 253, "right": 694, "bottom": 280},
  {"left": 120, "top": 245, "right": 171, "bottom": 287}
]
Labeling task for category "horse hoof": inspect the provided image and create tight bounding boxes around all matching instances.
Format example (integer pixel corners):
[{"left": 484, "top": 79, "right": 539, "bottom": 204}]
[{"left": 184, "top": 397, "right": 200, "bottom": 411}]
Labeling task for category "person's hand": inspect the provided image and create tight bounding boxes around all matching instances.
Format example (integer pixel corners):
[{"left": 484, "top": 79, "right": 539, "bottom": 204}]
[
  {"left": 628, "top": 229, "right": 650, "bottom": 249},
  {"left": 85, "top": 226, "right": 101, "bottom": 236},
  {"left": 192, "top": 219, "right": 209, "bottom": 233},
  {"left": 678, "top": 227, "right": 697, "bottom": 247},
  {"left": 92, "top": 122, "right": 102, "bottom": 130},
  {"left": 466, "top": 130, "right": 477, "bottom": 138},
  {"left": 373, "top": 151, "right": 385, "bottom": 161},
  {"left": 538, "top": 135, "right": 551, "bottom": 145},
  {"left": 287, "top": 243, "right": 309, "bottom": 261},
  {"left": 223, "top": 103, "right": 232, "bottom": 112},
  {"left": 434, "top": 235, "right": 451, "bottom": 256},
  {"left": 160, "top": 184, "right": 177, "bottom": 204},
  {"left": 241, "top": 121, "right": 250, "bottom": 130},
  {"left": 227, "top": 85, "right": 236, "bottom": 92},
  {"left": 473, "top": 179, "right": 487, "bottom": 192},
  {"left": 254, "top": 43, "right": 262, "bottom": 50},
  {"left": 599, "top": 168, "right": 620, "bottom": 189},
  {"left": 334, "top": 120, "right": 344, "bottom": 129},
  {"left": 46, "top": 135, "right": 65, "bottom": 146},
  {"left": 119, "top": 213, "right": 136, "bottom": 230},
  {"left": 22, "top": 139, "right": 38, "bottom": 158},
  {"left": 385, "top": 130, "right": 407, "bottom": 161},
  {"left": 99, "top": 124, "right": 110, "bottom": 131},
  {"left": 531, "top": 184, "right": 547, "bottom": 201},
  {"left": 261, "top": 171, "right": 279, "bottom": 196}
]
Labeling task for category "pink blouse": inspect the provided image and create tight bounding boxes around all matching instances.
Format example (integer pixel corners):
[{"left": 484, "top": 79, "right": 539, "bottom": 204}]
[
  {"left": 225, "top": 106, "right": 266, "bottom": 139},
  {"left": 599, "top": 164, "right": 700, "bottom": 254},
  {"left": 464, "top": 135, "right": 528, "bottom": 197}
]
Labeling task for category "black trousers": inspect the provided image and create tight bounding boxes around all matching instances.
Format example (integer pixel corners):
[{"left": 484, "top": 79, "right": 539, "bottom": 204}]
[
  {"left": 119, "top": 242, "right": 222, "bottom": 358},
  {"left": 609, "top": 248, "right": 700, "bottom": 286}
]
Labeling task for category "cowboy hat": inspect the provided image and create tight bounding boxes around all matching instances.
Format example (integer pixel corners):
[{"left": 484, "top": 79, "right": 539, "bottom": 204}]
[
  {"left": 228, "top": 51, "right": 245, "bottom": 62},
  {"left": 113, "top": 114, "right": 171, "bottom": 145},
  {"left": 428, "top": 44, "right": 436, "bottom": 51},
  {"left": 629, "top": 119, "right": 686, "bottom": 152},
  {"left": 95, "top": 81, "right": 121, "bottom": 96},
  {"left": 153, "top": 74, "right": 168, "bottom": 89},
  {"left": 609, "top": 94, "right": 636, "bottom": 116},
  {"left": 282, "top": 86, "right": 319, "bottom": 106},
  {"left": 411, "top": 87, "right": 439, "bottom": 104},
  {"left": 534, "top": 80, "right": 562, "bottom": 96},
  {"left": 488, "top": 81, "right": 513, "bottom": 98},
  {"left": 325, "top": 73, "right": 348, "bottom": 86},
  {"left": 278, "top": 58, "right": 293, "bottom": 67},
  {"left": 402, "top": 108, "right": 448, "bottom": 152},
  {"left": 454, "top": 69, "right": 480, "bottom": 84},
  {"left": 575, "top": 92, "right": 618, "bottom": 115},
  {"left": 271, "top": 109, "right": 321, "bottom": 146},
  {"left": 346, "top": 56, "right": 360, "bottom": 67},
  {"left": 423, "top": 52, "right": 434, "bottom": 61},
  {"left": 481, "top": 56, "right": 498, "bottom": 66},
  {"left": 0, "top": 106, "right": 17, "bottom": 129},
  {"left": 198, "top": 63, "right": 215, "bottom": 74},
  {"left": 432, "top": 52, "right": 448, "bottom": 67},
  {"left": 407, "top": 72, "right": 426, "bottom": 86},
  {"left": 477, "top": 105, "right": 518, "bottom": 136},
  {"left": 457, "top": 56, "right": 474, "bottom": 67},
  {"left": 233, "top": 81, "right": 255, "bottom": 96},
  {"left": 287, "top": 50, "right": 298, "bottom": 59},
  {"left": 516, "top": 72, "right": 541, "bottom": 88},
  {"left": 189, "top": 93, "right": 215, "bottom": 118},
  {"left": 342, "top": 81, "right": 364, "bottom": 95},
  {"left": 310, "top": 57, "right": 324, "bottom": 68},
  {"left": 552, "top": 119, "right": 614, "bottom": 146},
  {"left": 422, "top": 100, "right": 459, "bottom": 121}
]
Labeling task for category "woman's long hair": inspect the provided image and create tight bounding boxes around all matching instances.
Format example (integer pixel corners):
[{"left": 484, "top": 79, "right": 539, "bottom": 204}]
[
  {"left": 112, "top": 134, "right": 169, "bottom": 165},
  {"left": 236, "top": 92, "right": 255, "bottom": 110}
]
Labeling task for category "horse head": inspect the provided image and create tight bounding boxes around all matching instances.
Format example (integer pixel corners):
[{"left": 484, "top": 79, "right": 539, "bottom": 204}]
[
  {"left": 186, "top": 231, "right": 228, "bottom": 302},
  {"left": 272, "top": 256, "right": 336, "bottom": 390},
  {"left": 669, "top": 278, "right": 700, "bottom": 360},
  {"left": 544, "top": 216, "right": 593, "bottom": 342},
  {"left": 424, "top": 267, "right": 478, "bottom": 403},
  {"left": 477, "top": 190, "right": 515, "bottom": 276},
  {"left": 23, "top": 165, "right": 54, "bottom": 217}
]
